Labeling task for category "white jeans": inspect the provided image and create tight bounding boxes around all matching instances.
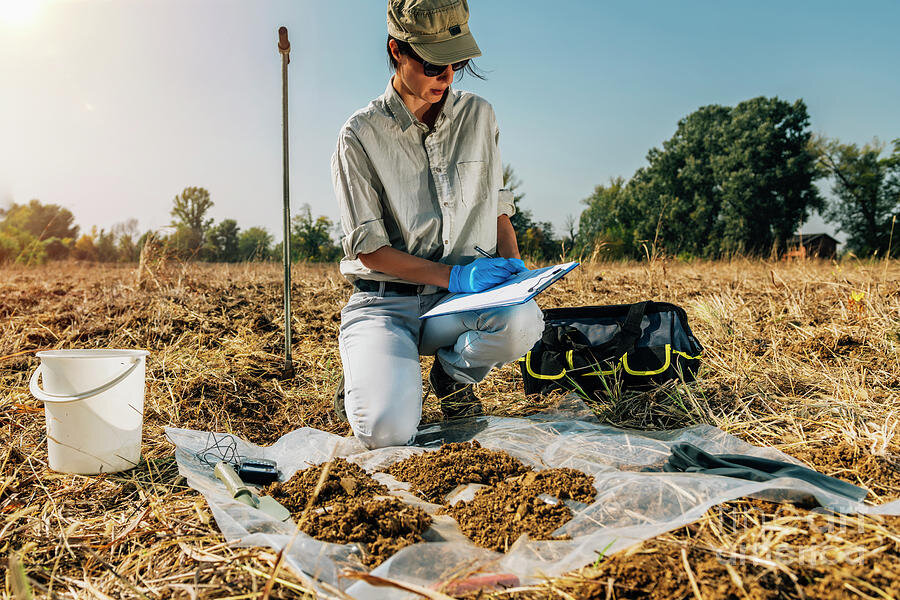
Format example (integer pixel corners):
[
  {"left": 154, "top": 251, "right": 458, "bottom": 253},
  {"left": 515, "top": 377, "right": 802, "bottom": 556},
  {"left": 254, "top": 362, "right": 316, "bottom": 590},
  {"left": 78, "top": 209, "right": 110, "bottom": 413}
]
[{"left": 338, "top": 286, "right": 545, "bottom": 449}]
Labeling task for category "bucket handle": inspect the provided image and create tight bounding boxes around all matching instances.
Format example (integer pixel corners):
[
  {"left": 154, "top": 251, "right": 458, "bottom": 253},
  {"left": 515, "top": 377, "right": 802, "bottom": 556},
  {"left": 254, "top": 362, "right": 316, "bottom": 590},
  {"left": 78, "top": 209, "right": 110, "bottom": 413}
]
[{"left": 30, "top": 358, "right": 141, "bottom": 404}]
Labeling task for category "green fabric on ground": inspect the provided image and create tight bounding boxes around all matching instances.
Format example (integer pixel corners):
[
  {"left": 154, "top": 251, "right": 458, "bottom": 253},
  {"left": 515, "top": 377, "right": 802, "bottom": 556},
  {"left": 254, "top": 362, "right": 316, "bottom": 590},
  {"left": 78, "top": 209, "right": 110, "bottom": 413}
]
[{"left": 661, "top": 442, "right": 867, "bottom": 502}]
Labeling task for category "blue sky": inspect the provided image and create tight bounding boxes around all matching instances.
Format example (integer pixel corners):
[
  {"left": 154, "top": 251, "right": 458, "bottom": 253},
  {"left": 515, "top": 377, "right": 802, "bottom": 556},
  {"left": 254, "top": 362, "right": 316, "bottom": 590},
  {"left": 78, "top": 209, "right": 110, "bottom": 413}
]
[{"left": 1, "top": 0, "right": 898, "bottom": 242}]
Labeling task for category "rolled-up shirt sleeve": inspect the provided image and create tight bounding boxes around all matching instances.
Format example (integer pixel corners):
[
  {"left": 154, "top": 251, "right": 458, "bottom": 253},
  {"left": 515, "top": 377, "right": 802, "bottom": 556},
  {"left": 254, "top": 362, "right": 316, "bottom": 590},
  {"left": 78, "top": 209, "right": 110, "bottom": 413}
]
[
  {"left": 490, "top": 114, "right": 516, "bottom": 218},
  {"left": 497, "top": 188, "right": 516, "bottom": 218},
  {"left": 332, "top": 127, "right": 390, "bottom": 260}
]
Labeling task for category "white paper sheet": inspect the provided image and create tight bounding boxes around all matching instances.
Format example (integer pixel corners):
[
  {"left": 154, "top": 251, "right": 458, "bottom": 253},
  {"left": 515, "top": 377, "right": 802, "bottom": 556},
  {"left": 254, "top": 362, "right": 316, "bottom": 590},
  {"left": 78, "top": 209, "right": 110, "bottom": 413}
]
[{"left": 421, "top": 261, "right": 579, "bottom": 319}]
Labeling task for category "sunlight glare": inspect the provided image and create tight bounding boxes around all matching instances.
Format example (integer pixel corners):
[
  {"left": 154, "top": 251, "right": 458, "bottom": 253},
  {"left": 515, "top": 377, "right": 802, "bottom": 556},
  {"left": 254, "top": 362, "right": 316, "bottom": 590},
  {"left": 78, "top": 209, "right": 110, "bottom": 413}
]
[{"left": 0, "top": 0, "right": 44, "bottom": 27}]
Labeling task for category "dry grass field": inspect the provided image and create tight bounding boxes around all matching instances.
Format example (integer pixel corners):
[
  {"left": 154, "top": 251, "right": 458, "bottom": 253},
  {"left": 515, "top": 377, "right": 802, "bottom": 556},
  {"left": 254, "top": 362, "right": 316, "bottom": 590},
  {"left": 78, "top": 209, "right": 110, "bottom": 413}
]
[{"left": 2, "top": 257, "right": 899, "bottom": 599}]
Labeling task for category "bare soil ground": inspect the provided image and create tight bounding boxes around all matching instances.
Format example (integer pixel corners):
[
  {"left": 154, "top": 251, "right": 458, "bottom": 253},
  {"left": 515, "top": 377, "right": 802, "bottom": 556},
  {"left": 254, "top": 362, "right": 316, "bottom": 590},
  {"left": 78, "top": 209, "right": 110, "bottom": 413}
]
[{"left": 2, "top": 258, "right": 899, "bottom": 598}]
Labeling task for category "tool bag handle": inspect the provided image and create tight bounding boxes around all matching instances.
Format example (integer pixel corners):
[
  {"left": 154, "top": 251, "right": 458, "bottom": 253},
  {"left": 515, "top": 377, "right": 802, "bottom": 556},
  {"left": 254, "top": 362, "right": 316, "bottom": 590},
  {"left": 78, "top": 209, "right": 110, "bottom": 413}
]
[{"left": 612, "top": 301, "right": 649, "bottom": 359}]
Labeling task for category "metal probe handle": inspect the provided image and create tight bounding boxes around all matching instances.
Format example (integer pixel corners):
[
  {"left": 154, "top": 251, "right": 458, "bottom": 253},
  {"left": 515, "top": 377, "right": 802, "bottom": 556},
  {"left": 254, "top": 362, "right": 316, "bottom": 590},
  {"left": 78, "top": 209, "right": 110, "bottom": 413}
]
[
  {"left": 214, "top": 461, "right": 259, "bottom": 508},
  {"left": 278, "top": 26, "right": 291, "bottom": 59}
]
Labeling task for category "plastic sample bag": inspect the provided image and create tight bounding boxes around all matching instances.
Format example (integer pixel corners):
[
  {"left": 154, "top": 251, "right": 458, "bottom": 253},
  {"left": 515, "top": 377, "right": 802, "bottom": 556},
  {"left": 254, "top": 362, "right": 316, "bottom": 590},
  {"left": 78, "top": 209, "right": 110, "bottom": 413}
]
[{"left": 166, "top": 396, "right": 900, "bottom": 599}]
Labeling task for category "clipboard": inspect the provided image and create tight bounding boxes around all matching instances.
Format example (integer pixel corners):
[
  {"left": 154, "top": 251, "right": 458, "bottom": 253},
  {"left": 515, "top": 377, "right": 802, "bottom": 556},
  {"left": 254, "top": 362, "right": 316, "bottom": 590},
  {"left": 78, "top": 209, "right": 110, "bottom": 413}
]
[{"left": 420, "top": 261, "right": 579, "bottom": 319}]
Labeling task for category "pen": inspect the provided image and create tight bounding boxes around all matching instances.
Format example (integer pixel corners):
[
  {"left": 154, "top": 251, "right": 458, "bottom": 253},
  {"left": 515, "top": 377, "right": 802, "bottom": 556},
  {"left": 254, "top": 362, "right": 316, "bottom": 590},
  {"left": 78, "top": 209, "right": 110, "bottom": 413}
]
[{"left": 474, "top": 245, "right": 495, "bottom": 258}]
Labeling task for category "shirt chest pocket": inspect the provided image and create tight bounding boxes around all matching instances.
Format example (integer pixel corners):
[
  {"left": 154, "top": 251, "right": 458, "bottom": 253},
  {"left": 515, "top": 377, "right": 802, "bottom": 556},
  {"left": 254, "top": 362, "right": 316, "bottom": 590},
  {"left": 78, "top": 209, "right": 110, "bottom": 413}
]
[{"left": 455, "top": 161, "right": 488, "bottom": 209}]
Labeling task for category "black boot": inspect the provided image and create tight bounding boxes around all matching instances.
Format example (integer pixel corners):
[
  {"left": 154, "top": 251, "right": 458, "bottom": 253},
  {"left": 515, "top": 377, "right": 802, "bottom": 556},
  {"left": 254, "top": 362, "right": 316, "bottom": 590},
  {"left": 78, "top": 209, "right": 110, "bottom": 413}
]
[
  {"left": 333, "top": 374, "right": 347, "bottom": 423},
  {"left": 429, "top": 359, "right": 483, "bottom": 419}
]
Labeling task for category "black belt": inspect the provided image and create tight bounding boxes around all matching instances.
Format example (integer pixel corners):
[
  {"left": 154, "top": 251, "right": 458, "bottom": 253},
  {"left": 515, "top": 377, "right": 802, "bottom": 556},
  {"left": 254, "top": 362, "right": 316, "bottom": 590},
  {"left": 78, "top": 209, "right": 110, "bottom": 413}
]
[{"left": 353, "top": 279, "right": 421, "bottom": 295}]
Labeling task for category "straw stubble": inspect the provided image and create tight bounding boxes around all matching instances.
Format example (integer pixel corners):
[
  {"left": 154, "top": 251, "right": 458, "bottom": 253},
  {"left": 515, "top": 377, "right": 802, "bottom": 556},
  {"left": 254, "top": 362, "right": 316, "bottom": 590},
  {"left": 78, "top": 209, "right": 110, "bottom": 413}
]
[{"left": 0, "top": 258, "right": 899, "bottom": 598}]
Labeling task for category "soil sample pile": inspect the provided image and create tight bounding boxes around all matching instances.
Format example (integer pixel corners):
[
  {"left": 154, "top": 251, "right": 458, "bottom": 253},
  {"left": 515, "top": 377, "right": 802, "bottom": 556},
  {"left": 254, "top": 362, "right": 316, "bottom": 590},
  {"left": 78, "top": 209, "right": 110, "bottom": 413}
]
[
  {"left": 302, "top": 497, "right": 432, "bottom": 568},
  {"left": 264, "top": 458, "right": 430, "bottom": 567},
  {"left": 264, "top": 458, "right": 388, "bottom": 513},
  {"left": 512, "top": 468, "right": 597, "bottom": 504},
  {"left": 445, "top": 467, "right": 597, "bottom": 552},
  {"left": 384, "top": 441, "right": 531, "bottom": 503}
]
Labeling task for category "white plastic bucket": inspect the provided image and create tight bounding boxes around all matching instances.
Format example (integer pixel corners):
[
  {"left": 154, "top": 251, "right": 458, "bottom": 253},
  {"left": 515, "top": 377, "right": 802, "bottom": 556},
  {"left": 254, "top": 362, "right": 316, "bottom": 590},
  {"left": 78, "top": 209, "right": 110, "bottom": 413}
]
[{"left": 30, "top": 349, "right": 149, "bottom": 474}]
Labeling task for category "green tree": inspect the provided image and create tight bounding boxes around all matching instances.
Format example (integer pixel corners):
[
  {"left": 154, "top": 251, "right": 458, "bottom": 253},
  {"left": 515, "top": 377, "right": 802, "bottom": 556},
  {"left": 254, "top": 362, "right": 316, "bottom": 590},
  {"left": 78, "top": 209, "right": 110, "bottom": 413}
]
[
  {"left": 816, "top": 137, "right": 900, "bottom": 256},
  {"left": 0, "top": 227, "right": 41, "bottom": 264},
  {"left": 113, "top": 219, "right": 141, "bottom": 262},
  {"left": 580, "top": 97, "right": 822, "bottom": 258},
  {"left": 0, "top": 199, "right": 79, "bottom": 263},
  {"left": 169, "top": 187, "right": 213, "bottom": 254},
  {"left": 72, "top": 234, "right": 98, "bottom": 261},
  {"left": 16, "top": 237, "right": 47, "bottom": 265},
  {"left": 576, "top": 177, "right": 635, "bottom": 258},
  {"left": 0, "top": 199, "right": 79, "bottom": 241},
  {"left": 519, "top": 219, "right": 561, "bottom": 262},
  {"left": 42, "top": 237, "right": 72, "bottom": 261},
  {"left": 168, "top": 226, "right": 204, "bottom": 258},
  {"left": 94, "top": 227, "right": 119, "bottom": 262},
  {"left": 714, "top": 97, "right": 822, "bottom": 254},
  {"left": 0, "top": 230, "right": 19, "bottom": 263},
  {"left": 628, "top": 104, "right": 731, "bottom": 256},
  {"left": 238, "top": 227, "right": 273, "bottom": 261},
  {"left": 279, "top": 204, "right": 340, "bottom": 262},
  {"left": 205, "top": 219, "right": 241, "bottom": 262}
]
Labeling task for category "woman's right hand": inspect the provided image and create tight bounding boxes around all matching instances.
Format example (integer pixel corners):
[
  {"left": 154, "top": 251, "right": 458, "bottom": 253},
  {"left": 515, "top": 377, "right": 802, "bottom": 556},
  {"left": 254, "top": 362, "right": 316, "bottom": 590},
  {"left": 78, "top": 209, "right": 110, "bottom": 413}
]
[{"left": 448, "top": 258, "right": 527, "bottom": 293}]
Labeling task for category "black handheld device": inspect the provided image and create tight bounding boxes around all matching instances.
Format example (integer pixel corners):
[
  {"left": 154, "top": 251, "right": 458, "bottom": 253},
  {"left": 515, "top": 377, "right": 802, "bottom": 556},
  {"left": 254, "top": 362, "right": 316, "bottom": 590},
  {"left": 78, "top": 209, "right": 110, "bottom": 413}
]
[{"left": 238, "top": 458, "right": 280, "bottom": 485}]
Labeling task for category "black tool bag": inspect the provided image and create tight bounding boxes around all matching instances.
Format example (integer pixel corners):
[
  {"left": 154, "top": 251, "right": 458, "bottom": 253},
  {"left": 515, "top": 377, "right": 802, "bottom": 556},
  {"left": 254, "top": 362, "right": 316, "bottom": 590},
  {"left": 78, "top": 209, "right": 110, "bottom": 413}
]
[{"left": 519, "top": 301, "right": 704, "bottom": 397}]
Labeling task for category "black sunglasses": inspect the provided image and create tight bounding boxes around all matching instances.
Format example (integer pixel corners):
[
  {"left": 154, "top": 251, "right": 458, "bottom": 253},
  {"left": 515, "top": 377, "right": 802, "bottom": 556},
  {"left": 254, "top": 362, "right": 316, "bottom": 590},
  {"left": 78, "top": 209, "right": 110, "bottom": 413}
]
[{"left": 404, "top": 48, "right": 469, "bottom": 77}]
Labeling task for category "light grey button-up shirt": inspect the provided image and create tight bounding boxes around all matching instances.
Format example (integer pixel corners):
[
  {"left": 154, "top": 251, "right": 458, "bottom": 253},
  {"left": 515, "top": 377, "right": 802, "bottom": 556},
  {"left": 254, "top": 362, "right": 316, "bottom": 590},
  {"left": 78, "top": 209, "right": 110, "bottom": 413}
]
[{"left": 331, "top": 79, "right": 515, "bottom": 291}]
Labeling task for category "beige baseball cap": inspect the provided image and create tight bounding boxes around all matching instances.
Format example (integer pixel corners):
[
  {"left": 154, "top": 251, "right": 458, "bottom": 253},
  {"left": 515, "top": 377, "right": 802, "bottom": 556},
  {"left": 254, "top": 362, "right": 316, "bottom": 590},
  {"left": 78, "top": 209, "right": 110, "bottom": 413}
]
[{"left": 387, "top": 0, "right": 482, "bottom": 65}]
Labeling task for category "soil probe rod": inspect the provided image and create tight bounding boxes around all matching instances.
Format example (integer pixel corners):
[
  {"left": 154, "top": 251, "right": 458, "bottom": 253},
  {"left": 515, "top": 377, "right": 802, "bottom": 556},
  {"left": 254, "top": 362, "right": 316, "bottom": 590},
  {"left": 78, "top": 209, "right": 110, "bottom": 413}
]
[{"left": 278, "top": 26, "right": 294, "bottom": 378}]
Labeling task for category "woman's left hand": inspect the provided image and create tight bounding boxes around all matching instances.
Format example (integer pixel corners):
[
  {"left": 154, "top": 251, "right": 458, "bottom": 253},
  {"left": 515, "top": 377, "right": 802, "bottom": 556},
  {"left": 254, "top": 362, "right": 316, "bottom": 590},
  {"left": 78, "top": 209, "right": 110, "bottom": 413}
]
[{"left": 448, "top": 257, "right": 527, "bottom": 293}]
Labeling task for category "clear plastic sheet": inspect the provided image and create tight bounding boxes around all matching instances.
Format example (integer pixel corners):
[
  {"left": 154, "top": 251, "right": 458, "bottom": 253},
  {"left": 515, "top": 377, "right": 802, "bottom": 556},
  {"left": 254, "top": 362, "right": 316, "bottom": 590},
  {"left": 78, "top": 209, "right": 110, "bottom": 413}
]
[{"left": 166, "top": 396, "right": 900, "bottom": 599}]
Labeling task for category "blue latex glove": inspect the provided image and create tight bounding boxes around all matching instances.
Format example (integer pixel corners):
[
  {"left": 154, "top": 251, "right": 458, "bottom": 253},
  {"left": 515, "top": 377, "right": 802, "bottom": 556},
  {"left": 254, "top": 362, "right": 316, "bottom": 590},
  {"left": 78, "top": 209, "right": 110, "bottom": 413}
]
[
  {"left": 448, "top": 257, "right": 528, "bottom": 293},
  {"left": 506, "top": 258, "right": 527, "bottom": 272}
]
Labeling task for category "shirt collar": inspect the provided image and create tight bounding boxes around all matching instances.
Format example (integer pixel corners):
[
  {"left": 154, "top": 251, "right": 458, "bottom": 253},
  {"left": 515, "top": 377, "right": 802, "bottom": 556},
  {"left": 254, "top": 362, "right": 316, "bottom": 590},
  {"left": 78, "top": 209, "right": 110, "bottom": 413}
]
[{"left": 383, "top": 77, "right": 455, "bottom": 132}]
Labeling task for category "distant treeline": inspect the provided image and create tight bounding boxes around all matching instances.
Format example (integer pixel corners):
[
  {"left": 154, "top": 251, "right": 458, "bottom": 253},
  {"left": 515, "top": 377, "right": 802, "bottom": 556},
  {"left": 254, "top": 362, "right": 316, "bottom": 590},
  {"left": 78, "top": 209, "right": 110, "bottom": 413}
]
[
  {"left": 509, "top": 96, "right": 897, "bottom": 261},
  {"left": 571, "top": 97, "right": 899, "bottom": 260},
  {"left": 0, "top": 189, "right": 341, "bottom": 265},
  {"left": 2, "top": 95, "right": 897, "bottom": 266}
]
